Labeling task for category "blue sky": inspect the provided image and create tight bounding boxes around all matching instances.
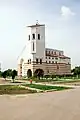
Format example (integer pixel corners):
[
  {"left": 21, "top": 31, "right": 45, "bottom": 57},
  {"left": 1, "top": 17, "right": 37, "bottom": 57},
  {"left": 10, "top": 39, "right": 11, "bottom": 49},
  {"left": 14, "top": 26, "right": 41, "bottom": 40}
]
[{"left": 0, "top": 0, "right": 80, "bottom": 70}]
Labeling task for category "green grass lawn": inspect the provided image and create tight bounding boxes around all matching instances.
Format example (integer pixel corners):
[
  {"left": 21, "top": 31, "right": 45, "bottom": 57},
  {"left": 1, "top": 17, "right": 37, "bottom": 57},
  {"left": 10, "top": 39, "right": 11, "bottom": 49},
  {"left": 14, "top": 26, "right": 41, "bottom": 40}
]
[
  {"left": 0, "top": 85, "right": 37, "bottom": 94},
  {"left": 23, "top": 84, "right": 70, "bottom": 91}
]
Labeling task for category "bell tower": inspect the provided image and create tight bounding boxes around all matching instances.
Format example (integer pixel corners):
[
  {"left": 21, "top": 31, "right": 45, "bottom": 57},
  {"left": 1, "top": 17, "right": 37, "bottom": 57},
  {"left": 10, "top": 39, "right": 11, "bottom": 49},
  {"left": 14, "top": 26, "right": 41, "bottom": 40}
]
[{"left": 27, "top": 21, "right": 45, "bottom": 63}]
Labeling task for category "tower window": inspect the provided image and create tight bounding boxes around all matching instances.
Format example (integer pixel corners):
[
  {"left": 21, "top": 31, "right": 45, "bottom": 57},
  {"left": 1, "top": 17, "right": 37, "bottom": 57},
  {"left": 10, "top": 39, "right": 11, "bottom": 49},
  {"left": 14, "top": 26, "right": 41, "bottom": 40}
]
[
  {"left": 36, "top": 58, "right": 38, "bottom": 64},
  {"left": 30, "top": 59, "right": 31, "bottom": 64},
  {"left": 40, "top": 59, "right": 42, "bottom": 64},
  {"left": 28, "top": 35, "right": 30, "bottom": 40},
  {"left": 38, "top": 34, "right": 40, "bottom": 40},
  {"left": 32, "top": 34, "right": 35, "bottom": 39},
  {"left": 28, "top": 60, "right": 29, "bottom": 64},
  {"left": 33, "top": 42, "right": 34, "bottom": 51}
]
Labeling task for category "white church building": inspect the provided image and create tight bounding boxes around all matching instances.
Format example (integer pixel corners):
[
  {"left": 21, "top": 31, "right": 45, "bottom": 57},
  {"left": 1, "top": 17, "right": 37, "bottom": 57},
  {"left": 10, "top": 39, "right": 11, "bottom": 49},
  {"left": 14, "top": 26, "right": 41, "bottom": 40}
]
[{"left": 18, "top": 22, "right": 71, "bottom": 77}]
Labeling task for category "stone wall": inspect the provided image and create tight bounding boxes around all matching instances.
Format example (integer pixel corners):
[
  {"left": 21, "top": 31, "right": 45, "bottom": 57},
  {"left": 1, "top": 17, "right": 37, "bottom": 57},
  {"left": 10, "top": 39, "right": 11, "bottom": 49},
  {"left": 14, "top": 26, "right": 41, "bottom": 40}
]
[{"left": 18, "top": 62, "right": 71, "bottom": 77}]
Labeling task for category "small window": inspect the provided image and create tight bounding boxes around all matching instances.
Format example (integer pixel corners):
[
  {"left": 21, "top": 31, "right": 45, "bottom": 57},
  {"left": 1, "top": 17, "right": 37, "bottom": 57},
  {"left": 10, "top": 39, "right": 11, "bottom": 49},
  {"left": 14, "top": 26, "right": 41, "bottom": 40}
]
[
  {"left": 29, "top": 35, "right": 30, "bottom": 40},
  {"left": 46, "top": 56, "right": 47, "bottom": 59},
  {"left": 49, "top": 61, "right": 51, "bottom": 64},
  {"left": 59, "top": 52, "right": 61, "bottom": 56},
  {"left": 32, "top": 34, "right": 35, "bottom": 39},
  {"left": 49, "top": 51, "right": 50, "bottom": 54},
  {"left": 46, "top": 61, "right": 47, "bottom": 63},
  {"left": 38, "top": 34, "right": 40, "bottom": 40},
  {"left": 28, "top": 60, "right": 29, "bottom": 64},
  {"left": 55, "top": 58, "right": 58, "bottom": 60},
  {"left": 57, "top": 65, "right": 59, "bottom": 69},
  {"left": 52, "top": 61, "right": 54, "bottom": 64},
  {"left": 49, "top": 57, "right": 50, "bottom": 59},
  {"left": 30, "top": 59, "right": 31, "bottom": 64},
  {"left": 52, "top": 57, "right": 54, "bottom": 59},
  {"left": 55, "top": 61, "right": 57, "bottom": 64},
  {"left": 40, "top": 59, "right": 42, "bottom": 64},
  {"left": 47, "top": 70, "right": 49, "bottom": 73},
  {"left": 54, "top": 51, "right": 56, "bottom": 55},
  {"left": 33, "top": 42, "right": 34, "bottom": 51},
  {"left": 36, "top": 58, "right": 38, "bottom": 64}
]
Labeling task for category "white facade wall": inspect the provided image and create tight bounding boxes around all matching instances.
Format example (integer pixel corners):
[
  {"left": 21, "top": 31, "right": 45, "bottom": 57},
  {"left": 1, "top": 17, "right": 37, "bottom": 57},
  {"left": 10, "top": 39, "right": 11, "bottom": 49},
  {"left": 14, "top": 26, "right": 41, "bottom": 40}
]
[
  {"left": 45, "top": 56, "right": 57, "bottom": 63},
  {"left": 58, "top": 57, "right": 71, "bottom": 64},
  {"left": 45, "top": 56, "right": 71, "bottom": 64},
  {"left": 33, "top": 26, "right": 45, "bottom": 62},
  {"left": 26, "top": 25, "right": 45, "bottom": 62}
]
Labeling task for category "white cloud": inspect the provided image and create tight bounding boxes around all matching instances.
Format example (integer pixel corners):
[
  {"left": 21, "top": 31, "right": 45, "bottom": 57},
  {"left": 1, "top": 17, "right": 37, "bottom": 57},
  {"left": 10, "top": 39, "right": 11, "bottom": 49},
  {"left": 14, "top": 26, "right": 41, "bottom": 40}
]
[{"left": 61, "top": 6, "right": 75, "bottom": 18}]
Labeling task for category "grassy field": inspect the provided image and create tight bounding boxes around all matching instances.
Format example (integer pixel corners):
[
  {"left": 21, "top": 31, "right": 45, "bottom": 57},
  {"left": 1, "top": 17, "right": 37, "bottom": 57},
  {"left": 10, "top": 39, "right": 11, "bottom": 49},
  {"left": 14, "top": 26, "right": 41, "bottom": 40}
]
[
  {"left": 0, "top": 85, "right": 37, "bottom": 94},
  {"left": 23, "top": 84, "right": 70, "bottom": 91}
]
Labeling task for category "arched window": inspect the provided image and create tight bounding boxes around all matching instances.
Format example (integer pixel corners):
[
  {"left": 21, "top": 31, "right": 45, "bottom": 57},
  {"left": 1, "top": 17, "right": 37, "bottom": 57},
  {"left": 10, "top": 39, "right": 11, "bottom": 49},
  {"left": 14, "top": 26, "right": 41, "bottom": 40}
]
[
  {"left": 55, "top": 61, "right": 57, "bottom": 64},
  {"left": 52, "top": 61, "right": 54, "bottom": 64},
  {"left": 38, "top": 34, "right": 40, "bottom": 40},
  {"left": 36, "top": 58, "right": 38, "bottom": 64},
  {"left": 32, "top": 34, "right": 35, "bottom": 39},
  {"left": 30, "top": 59, "right": 31, "bottom": 64},
  {"left": 49, "top": 61, "right": 51, "bottom": 64},
  {"left": 33, "top": 42, "right": 34, "bottom": 51},
  {"left": 40, "top": 59, "right": 42, "bottom": 64},
  {"left": 28, "top": 35, "right": 30, "bottom": 40},
  {"left": 28, "top": 60, "right": 29, "bottom": 64},
  {"left": 54, "top": 51, "right": 56, "bottom": 55}
]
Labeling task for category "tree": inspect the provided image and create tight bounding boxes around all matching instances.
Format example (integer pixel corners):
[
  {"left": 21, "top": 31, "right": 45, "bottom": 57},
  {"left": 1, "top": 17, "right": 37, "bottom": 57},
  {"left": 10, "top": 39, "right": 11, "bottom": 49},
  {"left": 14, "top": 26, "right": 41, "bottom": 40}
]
[
  {"left": 0, "top": 71, "right": 2, "bottom": 77},
  {"left": 6, "top": 69, "right": 12, "bottom": 77},
  {"left": 71, "top": 66, "right": 80, "bottom": 77},
  {"left": 34, "top": 69, "right": 44, "bottom": 80},
  {"left": 12, "top": 70, "right": 17, "bottom": 83},
  {"left": 2, "top": 71, "right": 7, "bottom": 80}
]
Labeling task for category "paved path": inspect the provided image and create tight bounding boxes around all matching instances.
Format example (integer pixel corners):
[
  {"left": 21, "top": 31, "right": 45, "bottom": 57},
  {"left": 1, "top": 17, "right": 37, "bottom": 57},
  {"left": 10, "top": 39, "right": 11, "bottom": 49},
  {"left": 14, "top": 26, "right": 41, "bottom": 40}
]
[{"left": 0, "top": 88, "right": 80, "bottom": 120}]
